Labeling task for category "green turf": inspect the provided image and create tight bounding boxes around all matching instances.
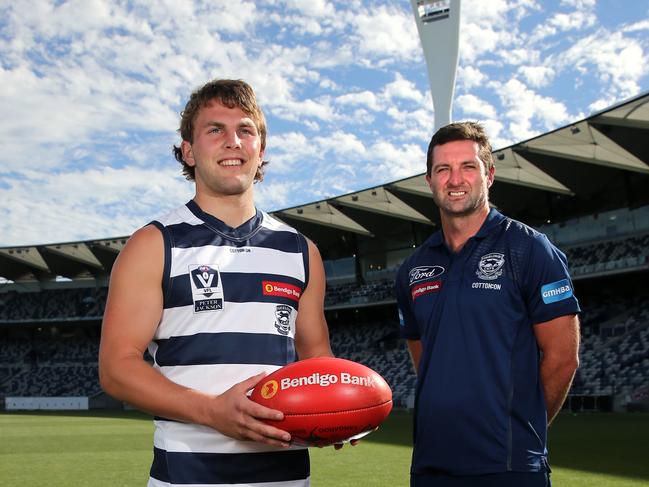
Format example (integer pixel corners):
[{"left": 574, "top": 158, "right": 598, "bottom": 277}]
[{"left": 1, "top": 409, "right": 648, "bottom": 486}]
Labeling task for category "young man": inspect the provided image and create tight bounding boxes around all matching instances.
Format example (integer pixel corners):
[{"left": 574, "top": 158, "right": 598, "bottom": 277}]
[
  {"left": 395, "top": 122, "right": 580, "bottom": 487},
  {"left": 99, "top": 79, "right": 333, "bottom": 486}
]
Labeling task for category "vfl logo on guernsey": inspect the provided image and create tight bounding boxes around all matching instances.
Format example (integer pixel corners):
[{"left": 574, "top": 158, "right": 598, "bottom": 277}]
[
  {"left": 189, "top": 264, "right": 224, "bottom": 313},
  {"left": 476, "top": 253, "right": 505, "bottom": 280},
  {"left": 541, "top": 279, "right": 573, "bottom": 304}
]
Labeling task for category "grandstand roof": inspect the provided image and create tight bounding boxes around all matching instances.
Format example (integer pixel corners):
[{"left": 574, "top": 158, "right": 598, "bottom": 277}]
[{"left": 2, "top": 92, "right": 649, "bottom": 284}]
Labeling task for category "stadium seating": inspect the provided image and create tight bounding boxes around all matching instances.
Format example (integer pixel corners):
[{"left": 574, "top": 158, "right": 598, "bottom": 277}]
[
  {"left": 573, "top": 296, "right": 649, "bottom": 398},
  {"left": 328, "top": 320, "right": 416, "bottom": 408},
  {"left": 0, "top": 287, "right": 107, "bottom": 322},
  {"left": 564, "top": 233, "right": 649, "bottom": 277},
  {"left": 0, "top": 330, "right": 101, "bottom": 398},
  {"left": 1, "top": 230, "right": 648, "bottom": 410}
]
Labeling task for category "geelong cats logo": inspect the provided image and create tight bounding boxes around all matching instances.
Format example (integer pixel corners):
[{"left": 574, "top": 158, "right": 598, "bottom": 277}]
[{"left": 476, "top": 253, "right": 505, "bottom": 280}]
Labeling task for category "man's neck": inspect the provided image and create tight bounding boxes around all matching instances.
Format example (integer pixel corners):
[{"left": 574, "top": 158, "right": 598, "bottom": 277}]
[
  {"left": 440, "top": 205, "right": 490, "bottom": 253},
  {"left": 193, "top": 192, "right": 257, "bottom": 229}
]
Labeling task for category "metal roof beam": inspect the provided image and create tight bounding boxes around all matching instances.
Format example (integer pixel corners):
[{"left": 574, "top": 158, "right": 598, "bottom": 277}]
[
  {"left": 279, "top": 202, "right": 372, "bottom": 236},
  {"left": 494, "top": 148, "right": 573, "bottom": 194},
  {"left": 335, "top": 187, "right": 433, "bottom": 225},
  {"left": 522, "top": 121, "right": 649, "bottom": 174},
  {"left": 0, "top": 247, "right": 50, "bottom": 272},
  {"left": 390, "top": 175, "right": 433, "bottom": 198},
  {"left": 592, "top": 115, "right": 649, "bottom": 131},
  {"left": 44, "top": 243, "right": 104, "bottom": 269}
]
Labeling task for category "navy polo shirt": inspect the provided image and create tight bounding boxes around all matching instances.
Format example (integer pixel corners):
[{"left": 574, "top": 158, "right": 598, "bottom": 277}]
[{"left": 395, "top": 209, "right": 580, "bottom": 476}]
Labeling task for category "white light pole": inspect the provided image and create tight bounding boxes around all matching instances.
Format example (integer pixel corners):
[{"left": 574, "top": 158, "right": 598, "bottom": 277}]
[{"left": 410, "top": 0, "right": 461, "bottom": 131}]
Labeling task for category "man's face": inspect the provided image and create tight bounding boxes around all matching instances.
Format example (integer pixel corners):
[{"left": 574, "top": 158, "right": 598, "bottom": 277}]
[
  {"left": 181, "top": 99, "right": 264, "bottom": 197},
  {"left": 425, "top": 139, "right": 494, "bottom": 218}
]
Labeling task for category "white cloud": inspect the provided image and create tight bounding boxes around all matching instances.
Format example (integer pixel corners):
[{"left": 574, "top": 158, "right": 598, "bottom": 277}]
[
  {"left": 496, "top": 78, "right": 571, "bottom": 140},
  {"left": 336, "top": 91, "right": 381, "bottom": 111},
  {"left": 1, "top": 0, "right": 647, "bottom": 247},
  {"left": 369, "top": 142, "right": 426, "bottom": 181},
  {"left": 518, "top": 65, "right": 555, "bottom": 88},
  {"left": 560, "top": 0, "right": 596, "bottom": 8},
  {"left": 623, "top": 20, "right": 649, "bottom": 33},
  {"left": 456, "top": 94, "right": 497, "bottom": 119},
  {"left": 350, "top": 4, "right": 420, "bottom": 61},
  {"left": 282, "top": 0, "right": 335, "bottom": 17},
  {"left": 457, "top": 65, "right": 486, "bottom": 90},
  {"left": 555, "top": 30, "right": 648, "bottom": 98},
  {"left": 314, "top": 131, "right": 367, "bottom": 158},
  {"left": 0, "top": 166, "right": 192, "bottom": 246},
  {"left": 382, "top": 74, "right": 426, "bottom": 104}
]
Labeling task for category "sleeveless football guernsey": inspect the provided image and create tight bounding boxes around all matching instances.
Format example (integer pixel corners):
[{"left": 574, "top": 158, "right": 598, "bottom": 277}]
[{"left": 147, "top": 200, "right": 310, "bottom": 487}]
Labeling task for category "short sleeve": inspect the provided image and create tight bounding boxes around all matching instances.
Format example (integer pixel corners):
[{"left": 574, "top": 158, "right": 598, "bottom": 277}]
[
  {"left": 523, "top": 234, "right": 581, "bottom": 324},
  {"left": 395, "top": 263, "right": 421, "bottom": 340}
]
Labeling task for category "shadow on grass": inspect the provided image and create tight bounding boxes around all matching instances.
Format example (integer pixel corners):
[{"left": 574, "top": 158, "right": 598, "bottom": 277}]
[{"left": 364, "top": 410, "right": 649, "bottom": 483}]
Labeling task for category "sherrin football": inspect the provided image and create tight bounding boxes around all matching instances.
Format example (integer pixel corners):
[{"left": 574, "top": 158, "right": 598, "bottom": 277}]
[{"left": 250, "top": 357, "right": 393, "bottom": 447}]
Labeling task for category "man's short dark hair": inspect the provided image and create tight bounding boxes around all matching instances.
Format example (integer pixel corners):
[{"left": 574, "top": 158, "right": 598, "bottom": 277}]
[
  {"left": 173, "top": 79, "right": 269, "bottom": 182},
  {"left": 426, "top": 121, "right": 493, "bottom": 176}
]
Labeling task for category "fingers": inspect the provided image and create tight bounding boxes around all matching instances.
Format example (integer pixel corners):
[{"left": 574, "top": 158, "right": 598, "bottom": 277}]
[
  {"left": 333, "top": 438, "right": 360, "bottom": 450},
  {"left": 237, "top": 372, "right": 268, "bottom": 393}
]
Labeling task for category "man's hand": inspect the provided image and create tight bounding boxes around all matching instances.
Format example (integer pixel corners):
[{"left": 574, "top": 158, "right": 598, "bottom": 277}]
[
  {"left": 333, "top": 438, "right": 360, "bottom": 450},
  {"left": 204, "top": 373, "right": 292, "bottom": 448}
]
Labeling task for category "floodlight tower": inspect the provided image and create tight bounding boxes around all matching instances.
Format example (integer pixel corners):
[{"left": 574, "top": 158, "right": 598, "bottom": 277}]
[{"left": 410, "top": 0, "right": 461, "bottom": 131}]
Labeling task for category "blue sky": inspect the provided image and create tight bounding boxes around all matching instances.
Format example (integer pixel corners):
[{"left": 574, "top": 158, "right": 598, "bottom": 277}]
[{"left": 1, "top": 0, "right": 648, "bottom": 246}]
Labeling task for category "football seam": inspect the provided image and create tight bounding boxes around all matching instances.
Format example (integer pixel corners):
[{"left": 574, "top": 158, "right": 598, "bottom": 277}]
[{"left": 283, "top": 400, "right": 392, "bottom": 417}]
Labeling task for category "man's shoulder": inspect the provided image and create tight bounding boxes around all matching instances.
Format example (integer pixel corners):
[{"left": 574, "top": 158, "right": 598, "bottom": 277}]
[
  {"left": 260, "top": 210, "right": 301, "bottom": 235},
  {"left": 499, "top": 214, "right": 549, "bottom": 245},
  {"left": 152, "top": 202, "right": 198, "bottom": 227}
]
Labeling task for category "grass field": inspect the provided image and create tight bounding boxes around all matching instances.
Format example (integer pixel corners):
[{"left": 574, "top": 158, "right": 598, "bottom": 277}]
[{"left": 1, "top": 410, "right": 648, "bottom": 486}]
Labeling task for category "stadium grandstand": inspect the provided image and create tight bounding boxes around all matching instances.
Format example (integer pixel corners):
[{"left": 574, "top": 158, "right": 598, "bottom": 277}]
[{"left": 1, "top": 92, "right": 649, "bottom": 413}]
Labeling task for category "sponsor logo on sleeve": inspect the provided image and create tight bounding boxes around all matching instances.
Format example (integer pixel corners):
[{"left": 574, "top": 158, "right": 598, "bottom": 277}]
[
  {"left": 541, "top": 279, "right": 573, "bottom": 304},
  {"left": 262, "top": 281, "right": 302, "bottom": 302},
  {"left": 189, "top": 264, "right": 224, "bottom": 312}
]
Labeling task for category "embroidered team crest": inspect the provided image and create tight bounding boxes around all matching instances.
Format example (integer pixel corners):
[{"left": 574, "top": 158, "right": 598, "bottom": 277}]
[
  {"left": 476, "top": 253, "right": 505, "bottom": 280},
  {"left": 274, "top": 305, "right": 293, "bottom": 335},
  {"left": 189, "top": 264, "right": 224, "bottom": 312}
]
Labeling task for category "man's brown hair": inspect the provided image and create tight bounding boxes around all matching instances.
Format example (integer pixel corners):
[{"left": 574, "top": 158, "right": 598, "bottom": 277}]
[
  {"left": 426, "top": 121, "right": 493, "bottom": 176},
  {"left": 173, "top": 79, "right": 269, "bottom": 181}
]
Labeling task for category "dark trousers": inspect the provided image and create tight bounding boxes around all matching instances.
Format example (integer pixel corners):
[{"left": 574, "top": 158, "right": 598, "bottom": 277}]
[{"left": 411, "top": 471, "right": 551, "bottom": 487}]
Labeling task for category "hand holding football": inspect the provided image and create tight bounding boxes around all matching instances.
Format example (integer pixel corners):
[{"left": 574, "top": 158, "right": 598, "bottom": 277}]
[{"left": 250, "top": 357, "right": 393, "bottom": 447}]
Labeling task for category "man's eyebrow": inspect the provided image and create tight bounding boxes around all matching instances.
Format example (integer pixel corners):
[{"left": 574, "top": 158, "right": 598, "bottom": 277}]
[{"left": 203, "top": 120, "right": 256, "bottom": 127}]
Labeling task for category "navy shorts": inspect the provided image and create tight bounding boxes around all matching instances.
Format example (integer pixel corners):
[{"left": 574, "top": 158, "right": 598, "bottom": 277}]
[{"left": 411, "top": 471, "right": 551, "bottom": 487}]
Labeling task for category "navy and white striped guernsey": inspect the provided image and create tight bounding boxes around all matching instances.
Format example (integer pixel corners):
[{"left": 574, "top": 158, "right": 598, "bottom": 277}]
[{"left": 147, "top": 200, "right": 310, "bottom": 487}]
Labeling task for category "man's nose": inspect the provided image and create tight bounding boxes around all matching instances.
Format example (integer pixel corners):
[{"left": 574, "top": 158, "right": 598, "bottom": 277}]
[
  {"left": 224, "top": 130, "right": 241, "bottom": 148},
  {"left": 448, "top": 167, "right": 463, "bottom": 186}
]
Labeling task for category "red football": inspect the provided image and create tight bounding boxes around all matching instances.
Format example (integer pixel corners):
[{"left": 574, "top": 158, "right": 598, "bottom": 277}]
[{"left": 250, "top": 357, "right": 393, "bottom": 446}]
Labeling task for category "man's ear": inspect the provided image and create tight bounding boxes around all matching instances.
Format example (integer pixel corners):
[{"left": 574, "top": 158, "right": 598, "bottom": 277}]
[
  {"left": 181, "top": 140, "right": 195, "bottom": 166},
  {"left": 487, "top": 165, "right": 495, "bottom": 188},
  {"left": 425, "top": 174, "right": 433, "bottom": 192}
]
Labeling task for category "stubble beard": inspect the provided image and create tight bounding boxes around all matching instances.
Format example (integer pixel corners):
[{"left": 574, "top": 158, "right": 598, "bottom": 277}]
[{"left": 433, "top": 184, "right": 489, "bottom": 219}]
